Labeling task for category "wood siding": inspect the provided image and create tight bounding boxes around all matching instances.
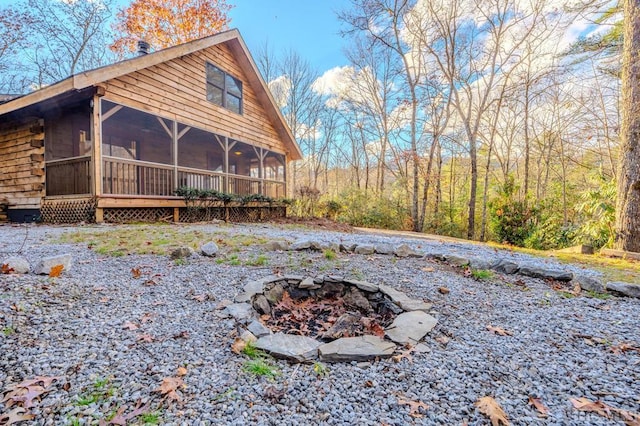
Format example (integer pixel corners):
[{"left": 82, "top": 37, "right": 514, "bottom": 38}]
[
  {"left": 102, "top": 43, "right": 286, "bottom": 155},
  {"left": 0, "top": 118, "right": 45, "bottom": 209}
]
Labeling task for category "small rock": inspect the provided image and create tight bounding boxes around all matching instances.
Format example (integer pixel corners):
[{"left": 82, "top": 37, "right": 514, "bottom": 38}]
[
  {"left": 34, "top": 254, "right": 72, "bottom": 275},
  {"left": 321, "top": 312, "right": 362, "bottom": 340},
  {"left": 224, "top": 303, "right": 255, "bottom": 322},
  {"left": 299, "top": 277, "right": 321, "bottom": 289},
  {"left": 374, "top": 244, "right": 394, "bottom": 255},
  {"left": 240, "top": 330, "right": 257, "bottom": 343},
  {"left": 316, "top": 282, "right": 345, "bottom": 299},
  {"left": 1, "top": 256, "right": 30, "bottom": 274},
  {"left": 200, "top": 241, "right": 219, "bottom": 257},
  {"left": 344, "top": 279, "right": 379, "bottom": 293},
  {"left": 445, "top": 255, "right": 470, "bottom": 267},
  {"left": 606, "top": 281, "right": 640, "bottom": 298},
  {"left": 234, "top": 292, "right": 252, "bottom": 303},
  {"left": 438, "top": 286, "right": 450, "bottom": 295},
  {"left": 253, "top": 295, "right": 271, "bottom": 315},
  {"left": 169, "top": 247, "right": 193, "bottom": 260},
  {"left": 262, "top": 241, "right": 289, "bottom": 251},
  {"left": 244, "top": 280, "right": 266, "bottom": 296},
  {"left": 492, "top": 259, "right": 520, "bottom": 274},
  {"left": 354, "top": 245, "right": 375, "bottom": 255},
  {"left": 572, "top": 275, "right": 605, "bottom": 293},
  {"left": 394, "top": 244, "right": 419, "bottom": 258},
  {"left": 340, "top": 243, "right": 357, "bottom": 253},
  {"left": 247, "top": 320, "right": 271, "bottom": 338},
  {"left": 519, "top": 265, "right": 573, "bottom": 281},
  {"left": 469, "top": 257, "right": 494, "bottom": 270},
  {"left": 291, "top": 240, "right": 313, "bottom": 250},
  {"left": 264, "top": 283, "right": 285, "bottom": 304},
  {"left": 343, "top": 287, "right": 372, "bottom": 312}
]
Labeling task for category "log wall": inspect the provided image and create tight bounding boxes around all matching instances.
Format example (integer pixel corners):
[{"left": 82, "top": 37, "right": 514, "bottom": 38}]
[
  {"left": 0, "top": 117, "right": 45, "bottom": 209},
  {"left": 102, "top": 43, "right": 285, "bottom": 155}
]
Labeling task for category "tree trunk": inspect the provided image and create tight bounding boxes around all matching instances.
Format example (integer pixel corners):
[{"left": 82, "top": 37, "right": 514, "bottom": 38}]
[
  {"left": 467, "top": 140, "right": 478, "bottom": 239},
  {"left": 615, "top": 0, "right": 640, "bottom": 252}
]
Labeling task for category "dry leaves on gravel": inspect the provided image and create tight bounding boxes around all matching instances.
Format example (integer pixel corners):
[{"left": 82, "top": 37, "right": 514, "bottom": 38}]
[
  {"left": 397, "top": 395, "right": 429, "bottom": 418},
  {"left": 487, "top": 325, "right": 513, "bottom": 336},
  {"left": 156, "top": 377, "right": 185, "bottom": 402},
  {"left": 475, "top": 396, "right": 510, "bottom": 426},
  {"left": 570, "top": 397, "right": 640, "bottom": 425},
  {"left": 1, "top": 376, "right": 62, "bottom": 425},
  {"left": 528, "top": 396, "right": 549, "bottom": 418},
  {"left": 1, "top": 264, "right": 14, "bottom": 274},
  {"left": 48, "top": 264, "right": 64, "bottom": 278}
]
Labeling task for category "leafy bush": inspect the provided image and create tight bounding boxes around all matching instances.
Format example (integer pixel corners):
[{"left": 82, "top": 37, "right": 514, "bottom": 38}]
[
  {"left": 489, "top": 176, "right": 537, "bottom": 246},
  {"left": 337, "top": 188, "right": 410, "bottom": 230},
  {"left": 573, "top": 177, "right": 616, "bottom": 249}
]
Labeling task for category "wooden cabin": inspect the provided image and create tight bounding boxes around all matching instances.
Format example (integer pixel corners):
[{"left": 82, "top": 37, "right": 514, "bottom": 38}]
[{"left": 0, "top": 29, "right": 302, "bottom": 223}]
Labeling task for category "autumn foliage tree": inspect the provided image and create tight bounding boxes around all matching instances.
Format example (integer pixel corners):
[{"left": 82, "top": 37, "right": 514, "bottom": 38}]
[{"left": 111, "top": 0, "right": 233, "bottom": 55}]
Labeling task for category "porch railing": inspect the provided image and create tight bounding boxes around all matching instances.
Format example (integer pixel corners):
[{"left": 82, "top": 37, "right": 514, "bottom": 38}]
[
  {"left": 102, "top": 157, "right": 285, "bottom": 198},
  {"left": 46, "top": 156, "right": 92, "bottom": 196}
]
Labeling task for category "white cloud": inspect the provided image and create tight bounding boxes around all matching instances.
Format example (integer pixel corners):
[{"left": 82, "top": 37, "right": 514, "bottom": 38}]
[{"left": 268, "top": 75, "right": 292, "bottom": 108}]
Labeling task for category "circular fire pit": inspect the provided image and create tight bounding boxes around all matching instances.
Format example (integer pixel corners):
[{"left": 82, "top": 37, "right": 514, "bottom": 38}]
[{"left": 228, "top": 275, "right": 438, "bottom": 362}]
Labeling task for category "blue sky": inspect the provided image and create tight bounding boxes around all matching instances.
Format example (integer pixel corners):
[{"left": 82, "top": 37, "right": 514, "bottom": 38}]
[
  {"left": 0, "top": 0, "right": 349, "bottom": 74},
  {"left": 230, "top": 0, "right": 349, "bottom": 73}
]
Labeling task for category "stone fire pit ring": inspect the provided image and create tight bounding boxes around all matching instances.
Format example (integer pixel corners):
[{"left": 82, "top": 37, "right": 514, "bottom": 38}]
[{"left": 225, "top": 275, "right": 438, "bottom": 363}]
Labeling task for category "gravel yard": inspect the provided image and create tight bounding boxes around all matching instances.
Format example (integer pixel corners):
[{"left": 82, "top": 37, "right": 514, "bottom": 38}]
[{"left": 1, "top": 222, "right": 639, "bottom": 425}]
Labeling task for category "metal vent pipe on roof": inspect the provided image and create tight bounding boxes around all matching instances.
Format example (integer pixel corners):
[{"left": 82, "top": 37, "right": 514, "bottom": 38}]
[{"left": 137, "top": 40, "right": 150, "bottom": 55}]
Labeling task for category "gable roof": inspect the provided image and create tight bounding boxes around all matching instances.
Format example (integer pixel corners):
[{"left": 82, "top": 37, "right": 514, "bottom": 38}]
[{"left": 0, "top": 29, "right": 302, "bottom": 160}]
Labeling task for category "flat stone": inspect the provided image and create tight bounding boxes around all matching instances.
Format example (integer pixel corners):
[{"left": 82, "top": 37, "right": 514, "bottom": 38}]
[
  {"left": 243, "top": 280, "right": 266, "bottom": 297},
  {"left": 378, "top": 284, "right": 431, "bottom": 312},
  {"left": 253, "top": 294, "right": 271, "bottom": 315},
  {"left": 224, "top": 303, "right": 254, "bottom": 321},
  {"left": 285, "top": 275, "right": 304, "bottom": 283},
  {"left": 374, "top": 244, "right": 394, "bottom": 255},
  {"left": 573, "top": 275, "right": 605, "bottom": 293},
  {"left": 200, "top": 241, "right": 219, "bottom": 257},
  {"left": 290, "top": 240, "right": 313, "bottom": 250},
  {"left": 1, "top": 256, "right": 30, "bottom": 274},
  {"left": 262, "top": 241, "right": 289, "bottom": 251},
  {"left": 234, "top": 292, "right": 252, "bottom": 303},
  {"left": 340, "top": 243, "right": 357, "bottom": 253},
  {"left": 606, "top": 281, "right": 640, "bottom": 298},
  {"left": 354, "top": 244, "right": 375, "bottom": 255},
  {"left": 318, "top": 335, "right": 396, "bottom": 362},
  {"left": 492, "top": 259, "right": 520, "bottom": 274},
  {"left": 324, "top": 275, "right": 344, "bottom": 283},
  {"left": 344, "top": 279, "right": 379, "bottom": 293},
  {"left": 255, "top": 333, "right": 321, "bottom": 362},
  {"left": 385, "top": 311, "right": 437, "bottom": 344},
  {"left": 445, "top": 255, "right": 470, "bottom": 267},
  {"left": 247, "top": 320, "right": 271, "bottom": 338},
  {"left": 240, "top": 330, "right": 257, "bottom": 343},
  {"left": 519, "top": 265, "right": 573, "bottom": 281},
  {"left": 34, "top": 254, "right": 72, "bottom": 275},
  {"left": 169, "top": 247, "right": 193, "bottom": 260},
  {"left": 299, "top": 277, "right": 321, "bottom": 289}
]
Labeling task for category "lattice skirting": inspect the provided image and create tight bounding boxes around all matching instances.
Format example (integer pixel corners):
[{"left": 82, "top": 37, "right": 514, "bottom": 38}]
[
  {"left": 104, "top": 207, "right": 174, "bottom": 223},
  {"left": 178, "top": 206, "right": 287, "bottom": 223},
  {"left": 41, "top": 198, "right": 96, "bottom": 223}
]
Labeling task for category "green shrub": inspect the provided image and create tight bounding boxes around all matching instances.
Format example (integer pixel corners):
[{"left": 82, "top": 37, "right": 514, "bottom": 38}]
[{"left": 489, "top": 176, "right": 537, "bottom": 246}]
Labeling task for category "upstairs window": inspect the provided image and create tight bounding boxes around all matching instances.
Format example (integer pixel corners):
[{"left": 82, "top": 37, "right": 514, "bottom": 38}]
[{"left": 206, "top": 63, "right": 242, "bottom": 114}]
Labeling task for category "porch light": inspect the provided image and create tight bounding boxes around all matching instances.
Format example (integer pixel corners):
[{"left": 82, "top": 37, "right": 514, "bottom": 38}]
[{"left": 234, "top": 151, "right": 242, "bottom": 155}]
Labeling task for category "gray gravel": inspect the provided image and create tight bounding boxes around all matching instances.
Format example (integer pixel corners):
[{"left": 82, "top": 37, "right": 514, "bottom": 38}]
[{"left": 1, "top": 222, "right": 639, "bottom": 425}]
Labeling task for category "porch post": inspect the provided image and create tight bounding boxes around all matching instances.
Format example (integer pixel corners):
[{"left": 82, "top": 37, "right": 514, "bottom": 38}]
[
  {"left": 92, "top": 93, "right": 103, "bottom": 222},
  {"left": 173, "top": 121, "right": 178, "bottom": 193}
]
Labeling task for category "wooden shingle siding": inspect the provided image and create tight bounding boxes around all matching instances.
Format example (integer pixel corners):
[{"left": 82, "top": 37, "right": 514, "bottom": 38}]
[
  {"left": 103, "top": 43, "right": 284, "bottom": 154},
  {"left": 0, "top": 118, "right": 45, "bottom": 209}
]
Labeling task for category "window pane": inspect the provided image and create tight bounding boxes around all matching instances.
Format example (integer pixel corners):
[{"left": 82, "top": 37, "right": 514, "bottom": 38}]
[
  {"left": 226, "top": 75, "right": 242, "bottom": 97},
  {"left": 207, "top": 84, "right": 223, "bottom": 106},
  {"left": 227, "top": 95, "right": 241, "bottom": 114},
  {"left": 206, "top": 64, "right": 224, "bottom": 88}
]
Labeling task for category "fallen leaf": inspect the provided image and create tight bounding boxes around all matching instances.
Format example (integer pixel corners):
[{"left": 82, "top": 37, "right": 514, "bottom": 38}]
[
  {"left": 487, "top": 325, "right": 513, "bottom": 336},
  {"left": 263, "top": 384, "right": 287, "bottom": 401},
  {"left": 143, "top": 279, "right": 157, "bottom": 286},
  {"left": 122, "top": 321, "right": 139, "bottom": 331},
  {"left": 176, "top": 366, "right": 188, "bottom": 377},
  {"left": 475, "top": 396, "right": 510, "bottom": 426},
  {"left": 136, "top": 333, "right": 154, "bottom": 343},
  {"left": 570, "top": 397, "right": 611, "bottom": 418},
  {"left": 192, "top": 294, "right": 207, "bottom": 302},
  {"left": 48, "top": 264, "right": 64, "bottom": 278},
  {"left": 435, "top": 336, "right": 450, "bottom": 345},
  {"left": 438, "top": 286, "right": 450, "bottom": 294},
  {"left": 364, "top": 380, "right": 374, "bottom": 387},
  {"left": 611, "top": 343, "right": 640, "bottom": 355},
  {"left": 528, "top": 396, "right": 549, "bottom": 417},
  {"left": 231, "top": 338, "right": 247, "bottom": 354},
  {"left": 391, "top": 345, "right": 416, "bottom": 363},
  {"left": 0, "top": 407, "right": 35, "bottom": 424},
  {"left": 140, "top": 313, "right": 154, "bottom": 324},
  {"left": 1, "top": 263, "right": 14, "bottom": 274},
  {"left": 131, "top": 268, "right": 141, "bottom": 278},
  {"left": 172, "top": 331, "right": 190, "bottom": 339},
  {"left": 397, "top": 396, "right": 429, "bottom": 418},
  {"left": 156, "top": 377, "right": 184, "bottom": 402},
  {"left": 421, "top": 266, "right": 435, "bottom": 272},
  {"left": 99, "top": 297, "right": 110, "bottom": 303}
]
